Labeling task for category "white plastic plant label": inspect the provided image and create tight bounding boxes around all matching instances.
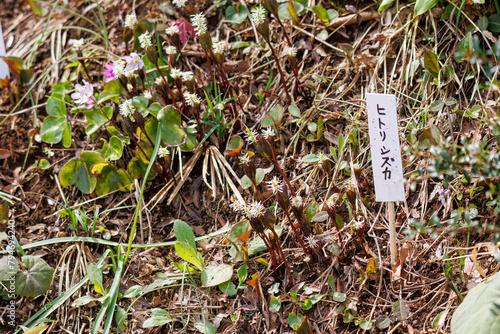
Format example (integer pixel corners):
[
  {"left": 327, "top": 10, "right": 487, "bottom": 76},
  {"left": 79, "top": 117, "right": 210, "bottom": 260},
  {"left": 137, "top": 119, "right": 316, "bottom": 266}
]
[
  {"left": 366, "top": 93, "right": 405, "bottom": 202},
  {"left": 0, "top": 22, "right": 8, "bottom": 79}
]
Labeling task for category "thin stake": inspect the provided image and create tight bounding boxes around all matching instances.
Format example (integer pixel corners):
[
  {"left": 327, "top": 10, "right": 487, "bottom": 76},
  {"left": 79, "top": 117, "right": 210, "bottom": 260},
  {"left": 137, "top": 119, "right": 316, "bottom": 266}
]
[{"left": 388, "top": 201, "right": 397, "bottom": 268}]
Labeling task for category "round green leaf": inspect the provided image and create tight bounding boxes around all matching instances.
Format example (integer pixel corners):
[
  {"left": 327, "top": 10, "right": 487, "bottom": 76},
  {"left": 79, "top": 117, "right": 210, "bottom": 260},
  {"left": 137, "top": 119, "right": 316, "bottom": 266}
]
[
  {"left": 201, "top": 264, "right": 233, "bottom": 287},
  {"left": 38, "top": 159, "right": 51, "bottom": 170},
  {"left": 15, "top": 256, "right": 54, "bottom": 297},
  {"left": 46, "top": 93, "right": 66, "bottom": 118},
  {"left": 226, "top": 5, "right": 248, "bottom": 25},
  {"left": 270, "top": 295, "right": 281, "bottom": 312},
  {"left": 40, "top": 116, "right": 66, "bottom": 144},
  {"left": 158, "top": 107, "right": 186, "bottom": 146},
  {"left": 262, "top": 105, "right": 284, "bottom": 127}
]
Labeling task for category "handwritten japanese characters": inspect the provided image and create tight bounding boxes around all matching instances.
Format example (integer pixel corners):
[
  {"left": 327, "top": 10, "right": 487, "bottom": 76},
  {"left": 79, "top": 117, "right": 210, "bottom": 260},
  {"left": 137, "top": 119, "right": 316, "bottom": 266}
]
[{"left": 366, "top": 93, "right": 405, "bottom": 202}]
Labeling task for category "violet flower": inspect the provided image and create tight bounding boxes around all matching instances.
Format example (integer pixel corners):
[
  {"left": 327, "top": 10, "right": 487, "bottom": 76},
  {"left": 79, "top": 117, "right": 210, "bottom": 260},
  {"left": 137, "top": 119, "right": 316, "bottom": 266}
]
[
  {"left": 124, "top": 53, "right": 144, "bottom": 72},
  {"left": 103, "top": 63, "right": 116, "bottom": 83},
  {"left": 71, "top": 80, "right": 95, "bottom": 109}
]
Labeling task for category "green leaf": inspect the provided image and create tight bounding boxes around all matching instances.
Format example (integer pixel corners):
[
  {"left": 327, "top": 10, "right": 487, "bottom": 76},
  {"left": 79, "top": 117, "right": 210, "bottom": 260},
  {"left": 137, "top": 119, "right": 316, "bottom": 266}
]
[
  {"left": 74, "top": 295, "right": 99, "bottom": 306},
  {"left": 288, "top": 312, "right": 304, "bottom": 330},
  {"left": 193, "top": 321, "right": 216, "bottom": 334},
  {"left": 312, "top": 211, "right": 329, "bottom": 222},
  {"left": 174, "top": 241, "right": 204, "bottom": 270},
  {"left": 143, "top": 309, "right": 177, "bottom": 328},
  {"left": 451, "top": 271, "right": 500, "bottom": 334},
  {"left": 488, "top": 14, "right": 500, "bottom": 33},
  {"left": 40, "top": 116, "right": 67, "bottom": 144},
  {"left": 92, "top": 163, "right": 134, "bottom": 196},
  {"left": 173, "top": 220, "right": 197, "bottom": 251},
  {"left": 302, "top": 293, "right": 325, "bottom": 310},
  {"left": 327, "top": 9, "right": 339, "bottom": 24},
  {"left": 122, "top": 285, "right": 142, "bottom": 298},
  {"left": 87, "top": 263, "right": 103, "bottom": 289},
  {"left": 477, "top": 16, "right": 489, "bottom": 30},
  {"left": 0, "top": 256, "right": 19, "bottom": 281},
  {"left": 288, "top": 105, "right": 301, "bottom": 118},
  {"left": 359, "top": 318, "right": 373, "bottom": 330},
  {"left": 15, "top": 256, "right": 54, "bottom": 297},
  {"left": 414, "top": 0, "right": 439, "bottom": 16},
  {"left": 392, "top": 300, "right": 410, "bottom": 321},
  {"left": 98, "top": 78, "right": 124, "bottom": 104},
  {"left": 311, "top": 6, "right": 329, "bottom": 23},
  {"left": 270, "top": 295, "right": 281, "bottom": 312},
  {"left": 219, "top": 281, "right": 237, "bottom": 296},
  {"left": 302, "top": 154, "right": 319, "bottom": 163},
  {"left": 454, "top": 33, "right": 473, "bottom": 63},
  {"left": 305, "top": 200, "right": 319, "bottom": 222},
  {"left": 62, "top": 122, "right": 72, "bottom": 148},
  {"left": 248, "top": 226, "right": 283, "bottom": 256},
  {"left": 333, "top": 292, "right": 347, "bottom": 302},
  {"left": 107, "top": 126, "right": 130, "bottom": 144},
  {"left": 201, "top": 263, "right": 233, "bottom": 287},
  {"left": 424, "top": 49, "right": 440, "bottom": 79},
  {"left": 262, "top": 105, "right": 284, "bottom": 127},
  {"left": 59, "top": 159, "right": 94, "bottom": 194},
  {"left": 115, "top": 306, "right": 128, "bottom": 331},
  {"left": 237, "top": 265, "right": 248, "bottom": 286},
  {"left": 429, "top": 101, "right": 444, "bottom": 112},
  {"left": 157, "top": 108, "right": 186, "bottom": 146},
  {"left": 38, "top": 159, "right": 51, "bottom": 170},
  {"left": 376, "top": 316, "right": 392, "bottom": 329},
  {"left": 379, "top": 0, "right": 395, "bottom": 12},
  {"left": 83, "top": 106, "right": 113, "bottom": 135},
  {"left": 46, "top": 93, "right": 66, "bottom": 118},
  {"left": 224, "top": 136, "right": 244, "bottom": 156},
  {"left": 226, "top": 5, "right": 248, "bottom": 25}
]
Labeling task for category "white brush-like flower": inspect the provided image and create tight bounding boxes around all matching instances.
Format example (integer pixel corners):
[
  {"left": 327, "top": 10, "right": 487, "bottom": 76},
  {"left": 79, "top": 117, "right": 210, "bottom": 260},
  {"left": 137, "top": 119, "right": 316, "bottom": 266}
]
[
  {"left": 44, "top": 147, "right": 54, "bottom": 157},
  {"left": 124, "top": 13, "right": 138, "bottom": 29},
  {"left": 172, "top": 0, "right": 187, "bottom": 8},
  {"left": 155, "top": 77, "right": 164, "bottom": 86},
  {"left": 119, "top": 99, "right": 136, "bottom": 119},
  {"left": 191, "top": 12, "right": 208, "bottom": 36},
  {"left": 291, "top": 195, "right": 303, "bottom": 208},
  {"left": 73, "top": 38, "right": 84, "bottom": 49},
  {"left": 124, "top": 70, "right": 134, "bottom": 78},
  {"left": 317, "top": 152, "right": 327, "bottom": 164},
  {"left": 245, "top": 129, "right": 258, "bottom": 144},
  {"left": 230, "top": 199, "right": 246, "bottom": 212},
  {"left": 248, "top": 201, "right": 266, "bottom": 218},
  {"left": 352, "top": 219, "right": 365, "bottom": 230},
  {"left": 215, "top": 103, "right": 225, "bottom": 111},
  {"left": 213, "top": 41, "right": 225, "bottom": 55},
  {"left": 305, "top": 235, "right": 318, "bottom": 248},
  {"left": 267, "top": 176, "right": 282, "bottom": 194},
  {"left": 251, "top": 5, "right": 266, "bottom": 26},
  {"left": 143, "top": 90, "right": 152, "bottom": 100},
  {"left": 184, "top": 91, "right": 201, "bottom": 106},
  {"left": 170, "top": 68, "right": 182, "bottom": 79},
  {"left": 165, "top": 25, "right": 180, "bottom": 35},
  {"left": 284, "top": 45, "right": 297, "bottom": 57},
  {"left": 112, "top": 59, "right": 126, "bottom": 77},
  {"left": 262, "top": 127, "right": 275, "bottom": 139},
  {"left": 158, "top": 147, "right": 170, "bottom": 158},
  {"left": 139, "top": 31, "right": 153, "bottom": 49},
  {"left": 181, "top": 71, "right": 194, "bottom": 82},
  {"left": 127, "top": 83, "right": 133, "bottom": 91},
  {"left": 164, "top": 45, "right": 177, "bottom": 55},
  {"left": 239, "top": 153, "right": 251, "bottom": 165}
]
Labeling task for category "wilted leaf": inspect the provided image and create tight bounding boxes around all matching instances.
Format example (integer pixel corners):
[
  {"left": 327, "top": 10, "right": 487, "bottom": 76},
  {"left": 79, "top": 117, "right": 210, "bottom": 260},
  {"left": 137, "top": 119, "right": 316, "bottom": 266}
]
[
  {"left": 392, "top": 300, "right": 410, "bottom": 321},
  {"left": 224, "top": 136, "right": 244, "bottom": 156},
  {"left": 262, "top": 105, "right": 284, "bottom": 127},
  {"left": 201, "top": 264, "right": 233, "bottom": 287},
  {"left": 424, "top": 49, "right": 440, "bottom": 79}
]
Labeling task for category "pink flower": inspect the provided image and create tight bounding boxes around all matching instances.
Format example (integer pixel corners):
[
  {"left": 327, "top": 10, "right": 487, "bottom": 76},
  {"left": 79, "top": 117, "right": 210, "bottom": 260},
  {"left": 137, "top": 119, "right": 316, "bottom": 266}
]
[
  {"left": 124, "top": 53, "right": 144, "bottom": 72},
  {"left": 71, "top": 80, "right": 95, "bottom": 108},
  {"left": 103, "top": 63, "right": 116, "bottom": 83}
]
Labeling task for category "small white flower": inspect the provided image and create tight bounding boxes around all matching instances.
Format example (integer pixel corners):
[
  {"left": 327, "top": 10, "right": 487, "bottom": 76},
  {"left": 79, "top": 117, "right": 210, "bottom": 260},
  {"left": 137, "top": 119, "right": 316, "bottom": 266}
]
[
  {"left": 245, "top": 129, "right": 258, "bottom": 144},
  {"left": 317, "top": 152, "right": 327, "bottom": 164},
  {"left": 230, "top": 199, "right": 246, "bottom": 212},
  {"left": 239, "top": 153, "right": 251, "bottom": 165},
  {"left": 326, "top": 195, "right": 337, "bottom": 208},
  {"left": 139, "top": 31, "right": 153, "bottom": 49},
  {"left": 112, "top": 59, "right": 126, "bottom": 77},
  {"left": 181, "top": 71, "right": 194, "bottom": 82},
  {"left": 127, "top": 83, "right": 133, "bottom": 91},
  {"left": 291, "top": 195, "right": 303, "bottom": 208},
  {"left": 124, "top": 13, "right": 138, "bottom": 29},
  {"left": 284, "top": 45, "right": 297, "bottom": 57},
  {"left": 215, "top": 103, "right": 225, "bottom": 111},
  {"left": 155, "top": 77, "right": 164, "bottom": 86},
  {"left": 172, "top": 0, "right": 187, "bottom": 7},
  {"left": 44, "top": 147, "right": 54, "bottom": 157},
  {"left": 143, "top": 90, "right": 153, "bottom": 100},
  {"left": 248, "top": 201, "right": 265, "bottom": 218},
  {"left": 124, "top": 70, "right": 134, "bottom": 78},
  {"left": 170, "top": 68, "right": 182, "bottom": 79},
  {"left": 262, "top": 127, "right": 275, "bottom": 139},
  {"left": 251, "top": 5, "right": 266, "bottom": 26},
  {"left": 305, "top": 235, "right": 318, "bottom": 248},
  {"left": 191, "top": 12, "right": 208, "bottom": 36},
  {"left": 213, "top": 41, "right": 225, "bottom": 55},
  {"left": 158, "top": 147, "right": 170, "bottom": 158},
  {"left": 352, "top": 219, "right": 365, "bottom": 230},
  {"left": 166, "top": 25, "right": 180, "bottom": 35},
  {"left": 73, "top": 38, "right": 84, "bottom": 49},
  {"left": 165, "top": 45, "right": 177, "bottom": 55},
  {"left": 267, "top": 176, "right": 282, "bottom": 194},
  {"left": 183, "top": 91, "right": 201, "bottom": 107},
  {"left": 119, "top": 99, "right": 136, "bottom": 119}
]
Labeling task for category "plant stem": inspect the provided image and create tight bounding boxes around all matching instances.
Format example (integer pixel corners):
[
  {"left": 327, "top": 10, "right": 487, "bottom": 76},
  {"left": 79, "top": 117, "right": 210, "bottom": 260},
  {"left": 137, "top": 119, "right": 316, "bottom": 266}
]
[
  {"left": 284, "top": 209, "right": 310, "bottom": 256},
  {"left": 264, "top": 37, "right": 291, "bottom": 103}
]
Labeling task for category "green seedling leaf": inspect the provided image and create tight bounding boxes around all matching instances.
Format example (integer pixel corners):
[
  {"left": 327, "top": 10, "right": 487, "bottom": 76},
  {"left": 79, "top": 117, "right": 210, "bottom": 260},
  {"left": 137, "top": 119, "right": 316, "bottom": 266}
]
[
  {"left": 230, "top": 41, "right": 250, "bottom": 49},
  {"left": 302, "top": 294, "right": 325, "bottom": 310},
  {"left": 230, "top": 220, "right": 250, "bottom": 241},
  {"left": 116, "top": 306, "right": 128, "bottom": 331},
  {"left": 52, "top": 81, "right": 72, "bottom": 94},
  {"left": 359, "top": 318, "right": 373, "bottom": 330},
  {"left": 226, "top": 5, "right": 248, "bottom": 25},
  {"left": 262, "top": 105, "right": 284, "bottom": 127},
  {"left": 376, "top": 316, "right": 392, "bottom": 329},
  {"left": 436, "top": 65, "right": 454, "bottom": 87},
  {"left": 464, "top": 105, "right": 481, "bottom": 119},
  {"left": 98, "top": 79, "right": 124, "bottom": 104},
  {"left": 429, "top": 101, "right": 444, "bottom": 112},
  {"left": 237, "top": 265, "right": 248, "bottom": 287},
  {"left": 248, "top": 226, "right": 283, "bottom": 256},
  {"left": 305, "top": 200, "right": 319, "bottom": 222},
  {"left": 132, "top": 96, "right": 149, "bottom": 116},
  {"left": 158, "top": 107, "right": 186, "bottom": 146},
  {"left": 327, "top": 9, "right": 338, "bottom": 24},
  {"left": 312, "top": 211, "right": 329, "bottom": 222},
  {"left": 414, "top": 0, "right": 439, "bottom": 16},
  {"left": 173, "top": 220, "right": 197, "bottom": 251},
  {"left": 311, "top": 6, "right": 329, "bottom": 23},
  {"left": 174, "top": 241, "right": 204, "bottom": 270},
  {"left": 143, "top": 308, "right": 178, "bottom": 328},
  {"left": 201, "top": 263, "right": 233, "bottom": 287},
  {"left": 451, "top": 271, "right": 500, "bottom": 334},
  {"left": 46, "top": 93, "right": 66, "bottom": 118},
  {"left": 74, "top": 295, "right": 99, "bottom": 306},
  {"left": 87, "top": 263, "right": 103, "bottom": 288},
  {"left": 173, "top": 262, "right": 198, "bottom": 274},
  {"left": 83, "top": 106, "right": 113, "bottom": 135},
  {"left": 379, "top": 0, "right": 395, "bottom": 12},
  {"left": 333, "top": 292, "right": 347, "bottom": 302},
  {"left": 287, "top": 1, "right": 301, "bottom": 24},
  {"left": 289, "top": 105, "right": 301, "bottom": 118},
  {"left": 424, "top": 49, "right": 440, "bottom": 79},
  {"left": 219, "top": 281, "right": 237, "bottom": 296},
  {"left": 288, "top": 312, "right": 304, "bottom": 330},
  {"left": 454, "top": 33, "right": 473, "bottom": 63},
  {"left": 0, "top": 256, "right": 19, "bottom": 281},
  {"left": 123, "top": 285, "right": 142, "bottom": 298},
  {"left": 224, "top": 136, "right": 244, "bottom": 156},
  {"left": 392, "top": 300, "right": 410, "bottom": 321},
  {"left": 107, "top": 126, "right": 130, "bottom": 144},
  {"left": 38, "top": 159, "right": 51, "bottom": 170},
  {"left": 270, "top": 295, "right": 281, "bottom": 312},
  {"left": 241, "top": 168, "right": 265, "bottom": 189},
  {"left": 15, "top": 256, "right": 54, "bottom": 297},
  {"left": 194, "top": 321, "right": 216, "bottom": 334},
  {"left": 59, "top": 151, "right": 104, "bottom": 194}
]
